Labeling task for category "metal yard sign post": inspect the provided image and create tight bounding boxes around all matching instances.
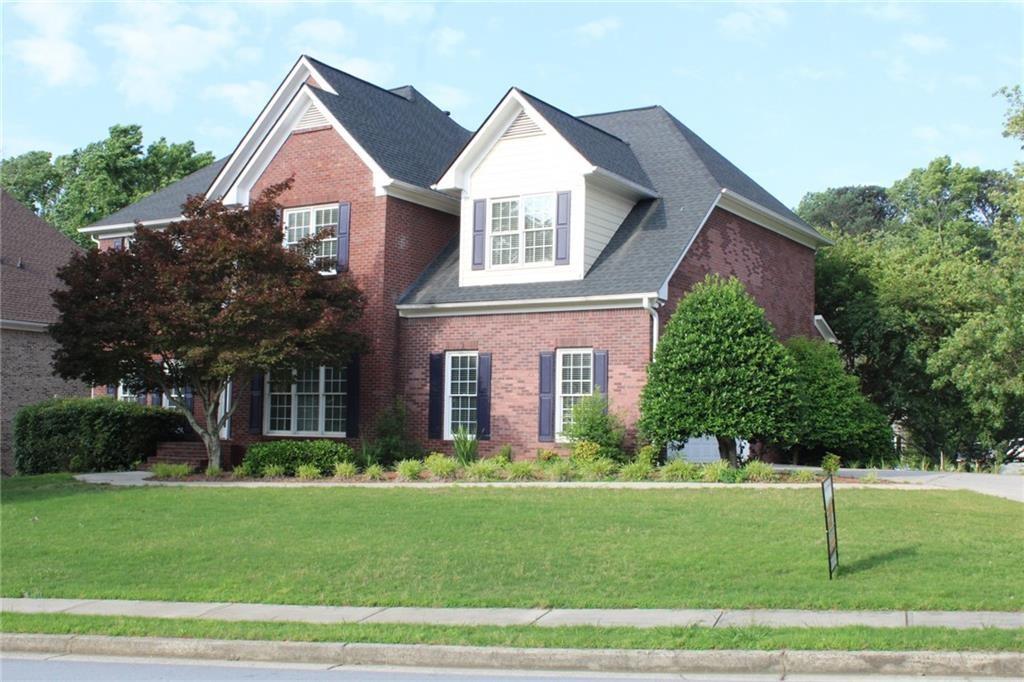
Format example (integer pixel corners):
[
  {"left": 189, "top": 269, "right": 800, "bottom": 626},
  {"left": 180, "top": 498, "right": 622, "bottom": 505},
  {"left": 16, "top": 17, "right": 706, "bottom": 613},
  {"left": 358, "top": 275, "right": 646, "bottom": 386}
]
[{"left": 821, "top": 474, "right": 839, "bottom": 579}]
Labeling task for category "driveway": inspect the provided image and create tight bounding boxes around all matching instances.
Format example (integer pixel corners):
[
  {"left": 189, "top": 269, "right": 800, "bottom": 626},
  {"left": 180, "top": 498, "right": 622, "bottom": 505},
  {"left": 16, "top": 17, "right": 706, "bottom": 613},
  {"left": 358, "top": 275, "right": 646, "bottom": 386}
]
[{"left": 778, "top": 466, "right": 1023, "bottom": 503}]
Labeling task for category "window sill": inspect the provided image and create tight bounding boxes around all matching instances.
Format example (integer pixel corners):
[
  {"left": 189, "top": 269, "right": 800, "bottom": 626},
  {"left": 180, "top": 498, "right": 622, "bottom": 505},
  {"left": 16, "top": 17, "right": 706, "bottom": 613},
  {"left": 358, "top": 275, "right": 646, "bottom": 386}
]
[{"left": 264, "top": 431, "right": 348, "bottom": 438}]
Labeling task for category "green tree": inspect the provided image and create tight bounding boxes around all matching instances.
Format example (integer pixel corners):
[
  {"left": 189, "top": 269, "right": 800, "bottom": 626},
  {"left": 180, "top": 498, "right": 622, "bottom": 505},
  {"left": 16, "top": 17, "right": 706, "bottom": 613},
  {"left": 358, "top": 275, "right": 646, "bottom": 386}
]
[
  {"left": 784, "top": 337, "right": 893, "bottom": 465},
  {"left": 796, "top": 185, "right": 896, "bottom": 235},
  {"left": 50, "top": 180, "right": 367, "bottom": 469},
  {"left": 0, "top": 125, "right": 213, "bottom": 247},
  {"left": 638, "top": 275, "right": 796, "bottom": 466},
  {"left": 996, "top": 85, "right": 1024, "bottom": 148}
]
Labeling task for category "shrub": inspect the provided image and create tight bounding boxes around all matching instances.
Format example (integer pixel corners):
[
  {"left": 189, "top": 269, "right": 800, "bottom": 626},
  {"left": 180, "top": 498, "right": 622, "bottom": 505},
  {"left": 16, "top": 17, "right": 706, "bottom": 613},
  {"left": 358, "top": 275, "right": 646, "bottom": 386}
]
[
  {"left": 701, "top": 459, "right": 730, "bottom": 483},
  {"left": 544, "top": 458, "right": 576, "bottom": 481},
  {"left": 204, "top": 465, "right": 222, "bottom": 478},
  {"left": 536, "top": 448, "right": 560, "bottom": 463},
  {"left": 618, "top": 460, "right": 653, "bottom": 481},
  {"left": 150, "top": 462, "right": 190, "bottom": 479},
  {"left": 822, "top": 453, "right": 842, "bottom": 476},
  {"left": 395, "top": 459, "right": 424, "bottom": 481},
  {"left": 424, "top": 453, "right": 458, "bottom": 480},
  {"left": 863, "top": 471, "right": 880, "bottom": 484},
  {"left": 364, "top": 463, "right": 386, "bottom": 481},
  {"left": 577, "top": 457, "right": 618, "bottom": 480},
  {"left": 372, "top": 400, "right": 419, "bottom": 466},
  {"left": 717, "top": 466, "right": 749, "bottom": 483},
  {"left": 659, "top": 459, "right": 700, "bottom": 482},
  {"left": 743, "top": 460, "right": 777, "bottom": 482},
  {"left": 232, "top": 460, "right": 255, "bottom": 478},
  {"left": 296, "top": 463, "right": 322, "bottom": 480},
  {"left": 571, "top": 440, "right": 602, "bottom": 463},
  {"left": 358, "top": 441, "right": 382, "bottom": 469},
  {"left": 634, "top": 444, "right": 660, "bottom": 466},
  {"left": 562, "top": 394, "right": 627, "bottom": 461},
  {"left": 333, "top": 460, "right": 358, "bottom": 479},
  {"left": 243, "top": 439, "right": 352, "bottom": 476},
  {"left": 506, "top": 460, "right": 535, "bottom": 481},
  {"left": 463, "top": 458, "right": 504, "bottom": 481},
  {"left": 790, "top": 469, "right": 818, "bottom": 483},
  {"left": 496, "top": 444, "right": 514, "bottom": 464},
  {"left": 262, "top": 463, "right": 286, "bottom": 478},
  {"left": 452, "top": 428, "right": 479, "bottom": 465},
  {"left": 13, "top": 397, "right": 189, "bottom": 474}
]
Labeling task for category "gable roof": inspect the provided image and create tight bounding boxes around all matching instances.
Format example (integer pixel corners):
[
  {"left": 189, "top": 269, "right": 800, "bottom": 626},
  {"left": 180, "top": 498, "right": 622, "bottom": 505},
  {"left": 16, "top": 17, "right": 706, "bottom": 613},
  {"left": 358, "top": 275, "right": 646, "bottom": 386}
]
[
  {"left": 516, "top": 90, "right": 653, "bottom": 191},
  {"left": 1, "top": 191, "right": 83, "bottom": 324},
  {"left": 86, "top": 157, "right": 228, "bottom": 229},
  {"left": 400, "top": 105, "right": 825, "bottom": 307}
]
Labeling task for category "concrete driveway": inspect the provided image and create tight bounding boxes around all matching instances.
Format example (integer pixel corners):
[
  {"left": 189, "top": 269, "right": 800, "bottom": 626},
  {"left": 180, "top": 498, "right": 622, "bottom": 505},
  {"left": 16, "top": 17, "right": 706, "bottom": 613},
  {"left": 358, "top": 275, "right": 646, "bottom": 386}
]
[{"left": 778, "top": 466, "right": 1023, "bottom": 503}]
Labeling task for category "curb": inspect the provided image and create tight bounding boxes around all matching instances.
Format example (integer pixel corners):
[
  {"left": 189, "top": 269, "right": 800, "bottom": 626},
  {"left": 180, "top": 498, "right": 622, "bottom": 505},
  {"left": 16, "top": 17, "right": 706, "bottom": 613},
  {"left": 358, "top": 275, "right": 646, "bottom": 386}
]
[{"left": 3, "top": 633, "right": 1022, "bottom": 677}]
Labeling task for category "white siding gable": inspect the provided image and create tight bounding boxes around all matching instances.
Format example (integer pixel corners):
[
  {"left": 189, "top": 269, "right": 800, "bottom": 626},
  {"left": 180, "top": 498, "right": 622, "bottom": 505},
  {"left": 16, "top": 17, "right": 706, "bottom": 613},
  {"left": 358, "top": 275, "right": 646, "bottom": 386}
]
[{"left": 584, "top": 179, "right": 636, "bottom": 273}]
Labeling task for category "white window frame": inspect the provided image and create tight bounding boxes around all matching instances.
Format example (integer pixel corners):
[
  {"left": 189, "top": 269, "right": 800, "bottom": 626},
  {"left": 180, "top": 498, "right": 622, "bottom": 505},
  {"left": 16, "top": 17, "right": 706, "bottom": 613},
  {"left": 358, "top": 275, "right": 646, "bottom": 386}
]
[
  {"left": 443, "top": 350, "right": 479, "bottom": 441},
  {"left": 486, "top": 193, "right": 556, "bottom": 270},
  {"left": 116, "top": 382, "right": 137, "bottom": 402},
  {"left": 555, "top": 348, "right": 594, "bottom": 442},
  {"left": 282, "top": 204, "right": 339, "bottom": 275},
  {"left": 263, "top": 365, "right": 347, "bottom": 437}
]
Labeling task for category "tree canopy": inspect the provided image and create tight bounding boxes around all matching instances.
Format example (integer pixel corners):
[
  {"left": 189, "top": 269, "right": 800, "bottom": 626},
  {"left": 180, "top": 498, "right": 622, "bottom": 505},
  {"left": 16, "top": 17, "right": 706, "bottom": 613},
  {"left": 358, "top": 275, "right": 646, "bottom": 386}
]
[
  {"left": 0, "top": 124, "right": 214, "bottom": 247},
  {"left": 50, "top": 180, "right": 367, "bottom": 468}
]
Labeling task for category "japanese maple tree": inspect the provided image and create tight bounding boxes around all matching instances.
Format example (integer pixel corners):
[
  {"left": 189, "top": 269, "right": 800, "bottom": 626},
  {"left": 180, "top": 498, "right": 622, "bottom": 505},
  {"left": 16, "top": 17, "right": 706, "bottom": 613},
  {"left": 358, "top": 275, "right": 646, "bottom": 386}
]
[{"left": 50, "top": 180, "right": 366, "bottom": 468}]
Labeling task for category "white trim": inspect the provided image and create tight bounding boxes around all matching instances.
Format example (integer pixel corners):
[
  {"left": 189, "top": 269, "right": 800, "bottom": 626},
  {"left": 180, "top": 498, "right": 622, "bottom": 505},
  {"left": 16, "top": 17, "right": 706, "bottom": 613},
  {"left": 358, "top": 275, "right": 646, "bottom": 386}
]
[
  {"left": 283, "top": 203, "right": 341, "bottom": 275},
  {"left": 0, "top": 319, "right": 50, "bottom": 332},
  {"left": 263, "top": 365, "right": 348, "bottom": 438},
  {"left": 442, "top": 350, "right": 479, "bottom": 441},
  {"left": 586, "top": 166, "right": 659, "bottom": 199},
  {"left": 397, "top": 292, "right": 660, "bottom": 318},
  {"left": 486, "top": 193, "right": 557, "bottom": 269},
  {"left": 218, "top": 381, "right": 232, "bottom": 439},
  {"left": 718, "top": 189, "right": 831, "bottom": 249},
  {"left": 555, "top": 347, "right": 594, "bottom": 441},
  {"left": 382, "top": 180, "right": 459, "bottom": 215},
  {"left": 79, "top": 218, "right": 176, "bottom": 237},
  {"left": 814, "top": 314, "right": 840, "bottom": 344}
]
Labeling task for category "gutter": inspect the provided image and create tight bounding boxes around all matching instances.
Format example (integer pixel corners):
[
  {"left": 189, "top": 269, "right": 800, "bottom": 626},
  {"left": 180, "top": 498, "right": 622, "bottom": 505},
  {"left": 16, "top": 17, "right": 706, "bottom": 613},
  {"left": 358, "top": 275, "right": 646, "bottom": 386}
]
[
  {"left": 397, "top": 292, "right": 660, "bottom": 318},
  {"left": 642, "top": 295, "right": 661, "bottom": 358}
]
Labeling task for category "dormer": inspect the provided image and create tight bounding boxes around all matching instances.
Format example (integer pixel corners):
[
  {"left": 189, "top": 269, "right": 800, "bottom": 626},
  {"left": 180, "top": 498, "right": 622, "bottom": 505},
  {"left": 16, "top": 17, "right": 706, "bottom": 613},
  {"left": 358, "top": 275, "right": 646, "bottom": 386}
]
[{"left": 436, "top": 89, "right": 658, "bottom": 287}]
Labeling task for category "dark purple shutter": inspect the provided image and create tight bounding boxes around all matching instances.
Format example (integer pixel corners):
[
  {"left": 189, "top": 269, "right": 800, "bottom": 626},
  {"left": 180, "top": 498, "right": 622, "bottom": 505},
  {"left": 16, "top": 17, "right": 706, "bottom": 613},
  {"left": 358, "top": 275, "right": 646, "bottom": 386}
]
[
  {"left": 555, "top": 191, "right": 571, "bottom": 265},
  {"left": 346, "top": 355, "right": 360, "bottom": 438},
  {"left": 538, "top": 352, "right": 555, "bottom": 442},
  {"left": 275, "top": 208, "right": 283, "bottom": 234},
  {"left": 248, "top": 375, "right": 264, "bottom": 434},
  {"left": 594, "top": 350, "right": 609, "bottom": 401},
  {"left": 336, "top": 202, "right": 351, "bottom": 272},
  {"left": 136, "top": 392, "right": 147, "bottom": 405},
  {"left": 106, "top": 384, "right": 117, "bottom": 396},
  {"left": 152, "top": 388, "right": 163, "bottom": 407},
  {"left": 183, "top": 386, "right": 195, "bottom": 413},
  {"left": 476, "top": 353, "right": 491, "bottom": 441},
  {"left": 472, "top": 199, "right": 486, "bottom": 270},
  {"left": 428, "top": 353, "right": 444, "bottom": 439}
]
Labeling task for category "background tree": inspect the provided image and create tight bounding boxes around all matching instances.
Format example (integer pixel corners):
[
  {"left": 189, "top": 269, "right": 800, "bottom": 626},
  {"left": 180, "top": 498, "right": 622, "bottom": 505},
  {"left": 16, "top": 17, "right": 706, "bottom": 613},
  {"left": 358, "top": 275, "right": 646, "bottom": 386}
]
[
  {"left": 0, "top": 124, "right": 213, "bottom": 247},
  {"left": 784, "top": 337, "right": 893, "bottom": 465},
  {"left": 639, "top": 275, "right": 796, "bottom": 466},
  {"left": 50, "top": 180, "right": 367, "bottom": 469},
  {"left": 796, "top": 185, "right": 896, "bottom": 235}
]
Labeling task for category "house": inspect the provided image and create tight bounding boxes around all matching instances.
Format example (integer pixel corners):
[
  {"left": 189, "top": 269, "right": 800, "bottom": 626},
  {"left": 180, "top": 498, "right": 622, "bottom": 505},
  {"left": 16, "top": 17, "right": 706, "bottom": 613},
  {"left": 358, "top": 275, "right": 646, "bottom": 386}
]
[
  {"left": 82, "top": 56, "right": 829, "bottom": 465},
  {"left": 1, "top": 191, "right": 90, "bottom": 474}
]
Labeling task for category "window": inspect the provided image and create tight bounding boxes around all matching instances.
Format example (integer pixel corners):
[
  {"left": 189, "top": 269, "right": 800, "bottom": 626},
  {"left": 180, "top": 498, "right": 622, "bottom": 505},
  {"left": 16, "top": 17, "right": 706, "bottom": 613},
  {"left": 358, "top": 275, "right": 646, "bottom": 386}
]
[
  {"left": 283, "top": 205, "right": 339, "bottom": 273},
  {"left": 556, "top": 348, "right": 593, "bottom": 438},
  {"left": 265, "top": 365, "right": 347, "bottom": 436},
  {"left": 444, "top": 351, "right": 478, "bottom": 439},
  {"left": 116, "top": 382, "right": 136, "bottom": 402},
  {"left": 488, "top": 194, "right": 555, "bottom": 267}
]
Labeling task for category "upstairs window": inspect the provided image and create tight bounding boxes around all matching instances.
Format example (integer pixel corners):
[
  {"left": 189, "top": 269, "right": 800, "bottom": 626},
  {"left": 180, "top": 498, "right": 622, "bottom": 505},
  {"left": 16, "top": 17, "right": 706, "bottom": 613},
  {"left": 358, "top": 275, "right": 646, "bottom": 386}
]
[
  {"left": 488, "top": 194, "right": 555, "bottom": 268},
  {"left": 284, "top": 205, "right": 338, "bottom": 274}
]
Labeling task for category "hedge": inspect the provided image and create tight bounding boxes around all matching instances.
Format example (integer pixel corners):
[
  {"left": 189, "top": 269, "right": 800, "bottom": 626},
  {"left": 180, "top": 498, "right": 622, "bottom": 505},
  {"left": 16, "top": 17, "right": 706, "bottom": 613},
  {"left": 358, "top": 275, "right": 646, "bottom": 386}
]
[
  {"left": 13, "top": 397, "right": 190, "bottom": 474},
  {"left": 243, "top": 439, "right": 355, "bottom": 476}
]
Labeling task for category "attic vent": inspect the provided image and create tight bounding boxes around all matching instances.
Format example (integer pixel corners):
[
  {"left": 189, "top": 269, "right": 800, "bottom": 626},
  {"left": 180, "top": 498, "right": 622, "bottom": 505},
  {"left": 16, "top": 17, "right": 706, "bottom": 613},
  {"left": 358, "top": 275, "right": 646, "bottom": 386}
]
[
  {"left": 295, "top": 103, "right": 328, "bottom": 131},
  {"left": 501, "top": 110, "right": 542, "bottom": 139}
]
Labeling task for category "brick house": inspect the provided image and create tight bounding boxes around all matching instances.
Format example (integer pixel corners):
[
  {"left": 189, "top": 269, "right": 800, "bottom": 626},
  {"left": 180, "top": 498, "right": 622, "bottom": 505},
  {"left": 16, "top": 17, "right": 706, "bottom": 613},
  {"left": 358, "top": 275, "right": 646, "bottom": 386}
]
[
  {"left": 1, "top": 191, "right": 89, "bottom": 474},
  {"left": 82, "top": 56, "right": 830, "bottom": 465}
]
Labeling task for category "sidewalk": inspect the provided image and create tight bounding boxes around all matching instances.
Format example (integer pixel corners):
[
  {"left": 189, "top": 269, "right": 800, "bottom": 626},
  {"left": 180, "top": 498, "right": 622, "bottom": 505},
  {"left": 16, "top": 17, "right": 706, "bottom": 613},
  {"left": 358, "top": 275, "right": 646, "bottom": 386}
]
[{"left": 4, "top": 597, "right": 1021, "bottom": 630}]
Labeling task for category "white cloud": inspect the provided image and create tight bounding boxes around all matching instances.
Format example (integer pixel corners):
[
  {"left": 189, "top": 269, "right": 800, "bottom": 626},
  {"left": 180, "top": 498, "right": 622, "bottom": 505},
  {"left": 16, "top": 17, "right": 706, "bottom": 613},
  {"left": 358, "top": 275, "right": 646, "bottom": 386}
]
[
  {"left": 901, "top": 32, "right": 948, "bottom": 54},
  {"left": 950, "top": 74, "right": 982, "bottom": 90},
  {"left": 353, "top": 1, "right": 435, "bottom": 23},
  {"left": 912, "top": 125, "right": 941, "bottom": 142},
  {"left": 871, "top": 49, "right": 911, "bottom": 82},
  {"left": 335, "top": 57, "right": 395, "bottom": 84},
  {"left": 287, "top": 18, "right": 354, "bottom": 59},
  {"left": 718, "top": 3, "right": 788, "bottom": 42},
  {"left": 8, "top": 2, "right": 95, "bottom": 85},
  {"left": 791, "top": 66, "right": 844, "bottom": 82},
  {"left": 420, "top": 83, "right": 470, "bottom": 114},
  {"left": 95, "top": 3, "right": 239, "bottom": 111},
  {"left": 575, "top": 17, "right": 620, "bottom": 40},
  {"left": 861, "top": 2, "right": 919, "bottom": 23},
  {"left": 203, "top": 80, "right": 271, "bottom": 117},
  {"left": 429, "top": 27, "right": 465, "bottom": 56}
]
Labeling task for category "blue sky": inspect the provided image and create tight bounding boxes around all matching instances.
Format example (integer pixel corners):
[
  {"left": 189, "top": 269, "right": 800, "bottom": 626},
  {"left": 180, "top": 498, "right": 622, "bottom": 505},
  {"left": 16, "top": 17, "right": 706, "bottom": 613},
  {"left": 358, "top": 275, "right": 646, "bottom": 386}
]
[{"left": 2, "top": 1, "right": 1021, "bottom": 208}]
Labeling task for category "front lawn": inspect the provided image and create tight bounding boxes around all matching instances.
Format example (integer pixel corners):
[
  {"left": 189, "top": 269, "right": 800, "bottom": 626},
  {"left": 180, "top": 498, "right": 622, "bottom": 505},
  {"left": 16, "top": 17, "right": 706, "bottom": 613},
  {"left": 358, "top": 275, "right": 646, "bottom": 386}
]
[{"left": 2, "top": 474, "right": 1021, "bottom": 611}]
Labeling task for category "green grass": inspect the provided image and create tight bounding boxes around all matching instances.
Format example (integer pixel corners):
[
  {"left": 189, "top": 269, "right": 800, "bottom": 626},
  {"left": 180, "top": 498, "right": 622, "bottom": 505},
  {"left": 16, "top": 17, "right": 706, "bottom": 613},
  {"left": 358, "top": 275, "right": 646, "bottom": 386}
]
[
  {"left": 2, "top": 474, "right": 1022, "bottom": 611},
  {"left": 2, "top": 612, "right": 1021, "bottom": 652}
]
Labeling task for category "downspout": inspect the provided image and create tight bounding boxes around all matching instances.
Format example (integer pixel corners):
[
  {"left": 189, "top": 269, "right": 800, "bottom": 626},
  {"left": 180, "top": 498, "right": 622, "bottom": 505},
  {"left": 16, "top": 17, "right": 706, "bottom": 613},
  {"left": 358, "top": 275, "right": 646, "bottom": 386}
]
[{"left": 642, "top": 295, "right": 660, "bottom": 359}]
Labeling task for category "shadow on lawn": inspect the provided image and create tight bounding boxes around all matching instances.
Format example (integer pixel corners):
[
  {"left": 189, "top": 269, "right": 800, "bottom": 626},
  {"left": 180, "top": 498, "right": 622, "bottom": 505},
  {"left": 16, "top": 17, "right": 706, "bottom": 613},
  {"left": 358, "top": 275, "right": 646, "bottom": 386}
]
[
  {"left": 1, "top": 474, "right": 111, "bottom": 505},
  {"left": 841, "top": 545, "right": 919, "bottom": 575}
]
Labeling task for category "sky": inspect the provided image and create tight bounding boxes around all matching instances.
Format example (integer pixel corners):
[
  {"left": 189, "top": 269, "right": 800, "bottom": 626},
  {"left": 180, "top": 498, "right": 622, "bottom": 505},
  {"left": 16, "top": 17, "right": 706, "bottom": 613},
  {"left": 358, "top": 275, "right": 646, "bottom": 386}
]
[{"left": 2, "top": 1, "right": 1021, "bottom": 208}]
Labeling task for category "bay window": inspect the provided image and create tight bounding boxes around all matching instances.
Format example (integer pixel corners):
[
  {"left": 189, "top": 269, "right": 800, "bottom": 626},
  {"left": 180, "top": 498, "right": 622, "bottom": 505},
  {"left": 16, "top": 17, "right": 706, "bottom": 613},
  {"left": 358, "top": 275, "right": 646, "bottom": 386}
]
[
  {"left": 265, "top": 365, "right": 347, "bottom": 436},
  {"left": 283, "top": 205, "right": 339, "bottom": 274},
  {"left": 488, "top": 193, "right": 555, "bottom": 267}
]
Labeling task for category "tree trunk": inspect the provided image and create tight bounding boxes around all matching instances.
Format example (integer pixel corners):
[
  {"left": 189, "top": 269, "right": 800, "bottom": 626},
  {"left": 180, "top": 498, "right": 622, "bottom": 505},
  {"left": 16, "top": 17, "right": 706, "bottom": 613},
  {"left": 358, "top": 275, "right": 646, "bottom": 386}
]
[
  {"left": 717, "top": 436, "right": 738, "bottom": 468},
  {"left": 202, "top": 399, "right": 222, "bottom": 470}
]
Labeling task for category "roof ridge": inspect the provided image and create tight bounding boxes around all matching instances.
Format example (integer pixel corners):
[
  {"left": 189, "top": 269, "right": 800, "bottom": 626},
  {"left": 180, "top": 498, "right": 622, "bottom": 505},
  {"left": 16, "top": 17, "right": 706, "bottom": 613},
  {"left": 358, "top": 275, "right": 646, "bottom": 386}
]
[
  {"left": 304, "top": 54, "right": 409, "bottom": 102},
  {"left": 580, "top": 104, "right": 662, "bottom": 118},
  {"left": 514, "top": 88, "right": 631, "bottom": 146}
]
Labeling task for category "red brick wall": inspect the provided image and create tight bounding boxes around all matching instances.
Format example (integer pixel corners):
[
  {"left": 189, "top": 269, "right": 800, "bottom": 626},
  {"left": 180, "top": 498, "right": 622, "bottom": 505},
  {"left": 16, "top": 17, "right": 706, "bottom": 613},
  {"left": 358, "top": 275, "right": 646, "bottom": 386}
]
[
  {"left": 398, "top": 308, "right": 652, "bottom": 458},
  {"left": 661, "top": 207, "right": 816, "bottom": 339}
]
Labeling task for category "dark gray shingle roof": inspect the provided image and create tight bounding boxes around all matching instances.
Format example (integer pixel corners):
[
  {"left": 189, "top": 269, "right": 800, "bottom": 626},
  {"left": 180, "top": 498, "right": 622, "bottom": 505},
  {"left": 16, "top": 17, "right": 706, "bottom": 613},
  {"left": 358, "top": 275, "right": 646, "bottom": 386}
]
[
  {"left": 400, "top": 105, "right": 823, "bottom": 306},
  {"left": 88, "top": 158, "right": 228, "bottom": 227}
]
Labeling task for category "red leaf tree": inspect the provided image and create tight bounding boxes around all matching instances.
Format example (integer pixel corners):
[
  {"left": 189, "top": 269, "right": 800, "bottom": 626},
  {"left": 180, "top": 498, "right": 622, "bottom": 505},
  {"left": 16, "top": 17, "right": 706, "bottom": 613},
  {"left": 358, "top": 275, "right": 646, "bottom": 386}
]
[{"left": 51, "top": 180, "right": 366, "bottom": 469}]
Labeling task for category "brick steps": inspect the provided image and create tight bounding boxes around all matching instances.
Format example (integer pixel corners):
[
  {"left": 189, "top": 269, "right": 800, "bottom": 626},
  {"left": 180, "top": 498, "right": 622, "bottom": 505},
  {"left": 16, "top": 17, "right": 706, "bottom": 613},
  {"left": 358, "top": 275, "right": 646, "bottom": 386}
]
[{"left": 146, "top": 442, "right": 208, "bottom": 471}]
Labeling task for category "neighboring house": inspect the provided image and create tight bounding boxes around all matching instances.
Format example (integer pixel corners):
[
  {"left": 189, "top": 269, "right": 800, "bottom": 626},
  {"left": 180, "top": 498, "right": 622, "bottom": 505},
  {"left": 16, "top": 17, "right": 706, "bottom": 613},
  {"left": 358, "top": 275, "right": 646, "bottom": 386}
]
[
  {"left": 1, "top": 191, "right": 89, "bottom": 474},
  {"left": 83, "top": 55, "right": 830, "bottom": 464}
]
